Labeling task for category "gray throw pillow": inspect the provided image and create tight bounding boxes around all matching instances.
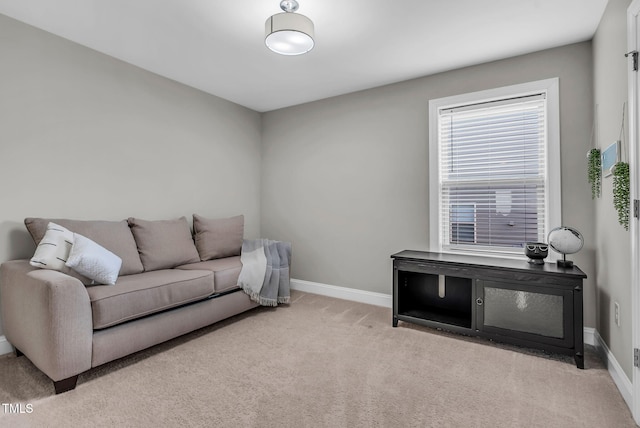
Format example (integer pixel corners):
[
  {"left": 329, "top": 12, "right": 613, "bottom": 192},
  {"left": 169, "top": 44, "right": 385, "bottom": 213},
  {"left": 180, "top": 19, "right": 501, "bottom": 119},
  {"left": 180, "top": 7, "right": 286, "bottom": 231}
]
[
  {"left": 128, "top": 217, "right": 200, "bottom": 271},
  {"left": 193, "top": 214, "right": 244, "bottom": 261}
]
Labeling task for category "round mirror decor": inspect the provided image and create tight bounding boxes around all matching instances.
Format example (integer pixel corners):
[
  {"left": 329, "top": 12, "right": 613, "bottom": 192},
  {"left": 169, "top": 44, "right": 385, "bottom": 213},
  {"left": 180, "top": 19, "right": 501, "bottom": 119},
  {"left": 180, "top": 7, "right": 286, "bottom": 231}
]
[{"left": 547, "top": 226, "right": 584, "bottom": 268}]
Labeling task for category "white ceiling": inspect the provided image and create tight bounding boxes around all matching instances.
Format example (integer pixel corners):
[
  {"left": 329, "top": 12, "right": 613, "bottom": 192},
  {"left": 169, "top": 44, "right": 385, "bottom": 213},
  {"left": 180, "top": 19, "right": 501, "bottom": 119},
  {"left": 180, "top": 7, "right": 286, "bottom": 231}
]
[{"left": 0, "top": 0, "right": 609, "bottom": 112}]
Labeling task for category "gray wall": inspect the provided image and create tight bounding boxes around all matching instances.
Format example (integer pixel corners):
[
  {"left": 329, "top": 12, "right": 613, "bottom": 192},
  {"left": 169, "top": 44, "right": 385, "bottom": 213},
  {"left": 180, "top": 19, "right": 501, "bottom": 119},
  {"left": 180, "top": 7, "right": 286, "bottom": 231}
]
[
  {"left": 593, "top": 0, "right": 633, "bottom": 380},
  {"left": 0, "top": 15, "right": 262, "bottom": 336},
  {"left": 262, "top": 42, "right": 596, "bottom": 327},
  {"left": 0, "top": 10, "right": 610, "bottom": 369}
]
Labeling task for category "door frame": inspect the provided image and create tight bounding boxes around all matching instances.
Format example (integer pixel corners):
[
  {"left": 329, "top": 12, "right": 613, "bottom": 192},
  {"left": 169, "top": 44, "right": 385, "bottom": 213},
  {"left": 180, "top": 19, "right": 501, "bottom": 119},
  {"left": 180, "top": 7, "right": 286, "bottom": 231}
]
[{"left": 627, "top": 0, "right": 640, "bottom": 423}]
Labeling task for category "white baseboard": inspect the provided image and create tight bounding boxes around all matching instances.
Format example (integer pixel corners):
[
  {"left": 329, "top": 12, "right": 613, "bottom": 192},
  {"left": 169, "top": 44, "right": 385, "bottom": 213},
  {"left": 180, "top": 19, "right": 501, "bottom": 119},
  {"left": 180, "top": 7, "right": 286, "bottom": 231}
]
[
  {"left": 290, "top": 279, "right": 392, "bottom": 308},
  {"left": 584, "top": 327, "right": 596, "bottom": 347},
  {"left": 591, "top": 329, "right": 633, "bottom": 410},
  {"left": 0, "top": 335, "right": 13, "bottom": 356}
]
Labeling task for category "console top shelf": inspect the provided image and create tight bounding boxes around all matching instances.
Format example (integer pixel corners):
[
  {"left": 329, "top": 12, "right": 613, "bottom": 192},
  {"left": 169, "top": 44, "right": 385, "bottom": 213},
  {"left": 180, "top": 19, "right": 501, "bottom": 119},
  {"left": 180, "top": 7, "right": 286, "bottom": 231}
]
[{"left": 391, "top": 250, "right": 586, "bottom": 281}]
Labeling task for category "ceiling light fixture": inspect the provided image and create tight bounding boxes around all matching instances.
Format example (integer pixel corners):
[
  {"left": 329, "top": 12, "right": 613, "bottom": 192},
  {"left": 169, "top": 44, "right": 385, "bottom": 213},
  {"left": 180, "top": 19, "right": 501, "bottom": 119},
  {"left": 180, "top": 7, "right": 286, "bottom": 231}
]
[{"left": 265, "top": 0, "right": 314, "bottom": 56}]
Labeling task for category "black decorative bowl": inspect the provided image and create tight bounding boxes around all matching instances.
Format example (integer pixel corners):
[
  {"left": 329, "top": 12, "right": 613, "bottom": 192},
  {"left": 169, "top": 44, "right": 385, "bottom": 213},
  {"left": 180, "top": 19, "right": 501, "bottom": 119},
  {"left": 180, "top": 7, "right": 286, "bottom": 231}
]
[{"left": 525, "top": 242, "right": 548, "bottom": 265}]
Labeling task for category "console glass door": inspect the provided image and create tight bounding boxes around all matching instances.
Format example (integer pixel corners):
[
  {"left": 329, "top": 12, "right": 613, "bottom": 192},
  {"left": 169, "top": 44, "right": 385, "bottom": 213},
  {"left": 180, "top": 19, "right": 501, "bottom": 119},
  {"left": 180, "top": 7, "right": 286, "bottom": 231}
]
[
  {"left": 477, "top": 280, "right": 572, "bottom": 347},
  {"left": 483, "top": 287, "right": 563, "bottom": 337}
]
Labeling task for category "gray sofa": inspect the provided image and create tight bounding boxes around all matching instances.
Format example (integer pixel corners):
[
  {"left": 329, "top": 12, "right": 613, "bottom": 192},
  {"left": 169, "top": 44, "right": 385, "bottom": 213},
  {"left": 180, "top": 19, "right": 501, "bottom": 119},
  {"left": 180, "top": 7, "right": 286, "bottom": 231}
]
[{"left": 0, "top": 215, "right": 259, "bottom": 393}]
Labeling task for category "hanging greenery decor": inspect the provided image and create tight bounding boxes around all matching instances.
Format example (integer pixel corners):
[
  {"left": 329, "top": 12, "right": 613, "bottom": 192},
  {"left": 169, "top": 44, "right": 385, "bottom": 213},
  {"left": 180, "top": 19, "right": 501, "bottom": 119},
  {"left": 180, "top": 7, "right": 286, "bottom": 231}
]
[
  {"left": 612, "top": 161, "right": 630, "bottom": 230},
  {"left": 587, "top": 148, "right": 601, "bottom": 199}
]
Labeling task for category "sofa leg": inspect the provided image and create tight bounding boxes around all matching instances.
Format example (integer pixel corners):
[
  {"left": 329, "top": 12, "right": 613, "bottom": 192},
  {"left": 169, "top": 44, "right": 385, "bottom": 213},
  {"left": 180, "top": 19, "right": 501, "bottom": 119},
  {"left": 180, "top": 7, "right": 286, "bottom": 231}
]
[
  {"left": 53, "top": 375, "right": 79, "bottom": 394},
  {"left": 14, "top": 348, "right": 23, "bottom": 357}
]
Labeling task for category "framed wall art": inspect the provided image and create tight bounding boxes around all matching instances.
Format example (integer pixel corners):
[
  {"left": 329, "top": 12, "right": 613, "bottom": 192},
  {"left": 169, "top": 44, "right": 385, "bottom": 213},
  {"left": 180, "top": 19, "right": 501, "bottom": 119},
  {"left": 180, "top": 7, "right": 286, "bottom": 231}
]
[{"left": 602, "top": 141, "right": 620, "bottom": 177}]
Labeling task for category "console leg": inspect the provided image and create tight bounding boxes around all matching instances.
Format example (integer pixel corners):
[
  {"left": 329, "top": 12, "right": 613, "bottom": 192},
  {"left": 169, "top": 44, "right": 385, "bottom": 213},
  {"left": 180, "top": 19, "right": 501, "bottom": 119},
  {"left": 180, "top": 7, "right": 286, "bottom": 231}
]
[
  {"left": 574, "top": 352, "right": 584, "bottom": 369},
  {"left": 393, "top": 317, "right": 398, "bottom": 327},
  {"left": 54, "top": 375, "right": 79, "bottom": 394}
]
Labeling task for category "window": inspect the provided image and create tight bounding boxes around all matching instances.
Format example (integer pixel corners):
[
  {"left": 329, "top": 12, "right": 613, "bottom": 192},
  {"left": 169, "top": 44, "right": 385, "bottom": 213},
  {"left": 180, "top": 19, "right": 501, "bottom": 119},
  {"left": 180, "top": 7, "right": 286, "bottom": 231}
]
[{"left": 429, "top": 79, "right": 561, "bottom": 257}]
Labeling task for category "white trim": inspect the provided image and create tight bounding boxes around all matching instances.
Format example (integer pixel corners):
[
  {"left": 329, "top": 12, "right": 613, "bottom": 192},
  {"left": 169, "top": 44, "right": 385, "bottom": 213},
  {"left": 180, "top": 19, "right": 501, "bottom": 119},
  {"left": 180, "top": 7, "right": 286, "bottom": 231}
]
[
  {"left": 290, "top": 279, "right": 392, "bottom": 308},
  {"left": 583, "top": 327, "right": 596, "bottom": 347},
  {"left": 0, "top": 335, "right": 13, "bottom": 356},
  {"left": 593, "top": 329, "right": 633, "bottom": 410},
  {"left": 428, "top": 78, "right": 561, "bottom": 258},
  {"left": 628, "top": 1, "right": 640, "bottom": 424}
]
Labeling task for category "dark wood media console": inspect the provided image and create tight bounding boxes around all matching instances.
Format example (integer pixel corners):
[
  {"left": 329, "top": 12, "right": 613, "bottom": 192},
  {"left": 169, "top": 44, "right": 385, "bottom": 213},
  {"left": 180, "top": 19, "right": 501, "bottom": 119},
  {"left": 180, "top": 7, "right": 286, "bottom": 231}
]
[{"left": 391, "top": 250, "right": 587, "bottom": 368}]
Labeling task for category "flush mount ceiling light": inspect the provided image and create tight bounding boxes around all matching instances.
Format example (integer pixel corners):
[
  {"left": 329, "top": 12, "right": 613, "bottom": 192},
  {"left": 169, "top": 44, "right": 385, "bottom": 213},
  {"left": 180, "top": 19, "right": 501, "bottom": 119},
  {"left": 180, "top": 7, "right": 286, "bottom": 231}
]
[{"left": 265, "top": 0, "right": 315, "bottom": 56}]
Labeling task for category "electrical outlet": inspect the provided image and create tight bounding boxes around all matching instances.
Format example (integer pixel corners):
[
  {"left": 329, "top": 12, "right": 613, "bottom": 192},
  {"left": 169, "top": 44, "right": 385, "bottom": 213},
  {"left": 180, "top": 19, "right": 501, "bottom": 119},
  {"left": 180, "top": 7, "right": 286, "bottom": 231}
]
[{"left": 615, "top": 302, "right": 621, "bottom": 327}]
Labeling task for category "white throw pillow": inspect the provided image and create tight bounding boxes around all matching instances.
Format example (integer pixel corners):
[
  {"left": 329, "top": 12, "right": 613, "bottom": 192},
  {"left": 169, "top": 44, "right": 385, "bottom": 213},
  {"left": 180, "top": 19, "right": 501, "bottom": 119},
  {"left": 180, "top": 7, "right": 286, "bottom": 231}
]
[
  {"left": 30, "top": 222, "right": 74, "bottom": 271},
  {"left": 66, "top": 233, "right": 122, "bottom": 285}
]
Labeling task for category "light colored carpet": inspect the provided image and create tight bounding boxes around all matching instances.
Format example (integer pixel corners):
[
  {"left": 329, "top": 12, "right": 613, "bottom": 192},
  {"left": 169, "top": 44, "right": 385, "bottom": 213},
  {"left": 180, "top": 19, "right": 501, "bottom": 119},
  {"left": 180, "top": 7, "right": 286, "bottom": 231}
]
[{"left": 0, "top": 290, "right": 635, "bottom": 427}]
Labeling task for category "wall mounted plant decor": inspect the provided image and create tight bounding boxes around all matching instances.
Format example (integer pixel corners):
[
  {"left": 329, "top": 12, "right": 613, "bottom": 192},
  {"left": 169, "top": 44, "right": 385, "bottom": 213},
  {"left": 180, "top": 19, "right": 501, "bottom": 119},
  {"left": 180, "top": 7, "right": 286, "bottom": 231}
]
[
  {"left": 587, "top": 148, "right": 601, "bottom": 199},
  {"left": 612, "top": 161, "right": 630, "bottom": 231},
  {"left": 612, "top": 103, "right": 629, "bottom": 230}
]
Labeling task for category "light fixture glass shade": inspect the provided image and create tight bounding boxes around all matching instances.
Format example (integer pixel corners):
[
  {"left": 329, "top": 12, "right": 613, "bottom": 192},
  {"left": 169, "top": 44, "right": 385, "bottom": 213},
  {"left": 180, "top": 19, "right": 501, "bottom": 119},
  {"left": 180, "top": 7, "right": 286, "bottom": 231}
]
[{"left": 265, "top": 12, "right": 314, "bottom": 55}]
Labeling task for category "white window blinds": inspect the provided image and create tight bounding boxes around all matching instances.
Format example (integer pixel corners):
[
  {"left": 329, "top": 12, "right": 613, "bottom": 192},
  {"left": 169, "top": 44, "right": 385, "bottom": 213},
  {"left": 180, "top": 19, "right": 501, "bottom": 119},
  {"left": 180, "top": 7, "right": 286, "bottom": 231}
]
[{"left": 437, "top": 93, "right": 547, "bottom": 254}]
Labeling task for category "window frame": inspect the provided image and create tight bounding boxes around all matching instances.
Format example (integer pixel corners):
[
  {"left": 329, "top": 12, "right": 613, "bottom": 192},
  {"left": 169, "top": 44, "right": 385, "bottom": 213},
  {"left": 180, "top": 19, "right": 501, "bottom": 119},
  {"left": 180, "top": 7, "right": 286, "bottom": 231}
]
[{"left": 428, "top": 78, "right": 561, "bottom": 259}]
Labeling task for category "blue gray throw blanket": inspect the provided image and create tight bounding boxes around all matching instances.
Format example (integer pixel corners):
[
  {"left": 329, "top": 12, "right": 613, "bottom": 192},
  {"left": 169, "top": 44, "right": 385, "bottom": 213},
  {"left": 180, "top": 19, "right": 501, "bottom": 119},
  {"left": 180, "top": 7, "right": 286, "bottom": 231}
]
[{"left": 237, "top": 239, "right": 291, "bottom": 306}]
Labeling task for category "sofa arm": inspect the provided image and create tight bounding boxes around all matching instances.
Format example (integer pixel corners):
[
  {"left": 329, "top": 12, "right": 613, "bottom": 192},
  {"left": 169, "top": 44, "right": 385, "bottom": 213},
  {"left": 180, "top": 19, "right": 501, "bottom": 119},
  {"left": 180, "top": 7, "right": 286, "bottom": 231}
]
[{"left": 0, "top": 260, "right": 92, "bottom": 382}]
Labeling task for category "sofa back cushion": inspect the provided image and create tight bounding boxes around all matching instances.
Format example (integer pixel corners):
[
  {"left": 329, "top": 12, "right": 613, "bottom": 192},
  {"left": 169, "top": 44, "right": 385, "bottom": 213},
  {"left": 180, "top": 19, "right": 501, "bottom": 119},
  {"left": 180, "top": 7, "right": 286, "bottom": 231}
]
[
  {"left": 128, "top": 217, "right": 200, "bottom": 271},
  {"left": 193, "top": 214, "right": 244, "bottom": 261},
  {"left": 25, "top": 218, "right": 144, "bottom": 275}
]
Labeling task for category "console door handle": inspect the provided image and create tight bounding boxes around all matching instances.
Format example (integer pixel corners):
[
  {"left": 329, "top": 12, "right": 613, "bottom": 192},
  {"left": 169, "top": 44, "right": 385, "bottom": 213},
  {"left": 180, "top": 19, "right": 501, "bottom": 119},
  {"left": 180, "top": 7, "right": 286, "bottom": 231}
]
[{"left": 476, "top": 298, "right": 483, "bottom": 306}]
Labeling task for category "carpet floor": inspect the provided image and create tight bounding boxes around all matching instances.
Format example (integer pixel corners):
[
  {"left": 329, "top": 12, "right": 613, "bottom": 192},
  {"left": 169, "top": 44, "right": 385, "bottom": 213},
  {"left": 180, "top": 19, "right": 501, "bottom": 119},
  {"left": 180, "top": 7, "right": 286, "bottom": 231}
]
[{"left": 0, "top": 290, "right": 635, "bottom": 427}]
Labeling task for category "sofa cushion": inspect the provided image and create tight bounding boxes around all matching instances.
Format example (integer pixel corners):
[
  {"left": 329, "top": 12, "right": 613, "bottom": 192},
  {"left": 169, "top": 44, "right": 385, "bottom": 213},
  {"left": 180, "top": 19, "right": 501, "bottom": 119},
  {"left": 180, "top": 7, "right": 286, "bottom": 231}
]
[
  {"left": 177, "top": 256, "right": 242, "bottom": 293},
  {"left": 25, "top": 218, "right": 144, "bottom": 276},
  {"left": 128, "top": 217, "right": 200, "bottom": 271},
  {"left": 86, "top": 269, "right": 215, "bottom": 329},
  {"left": 193, "top": 214, "right": 244, "bottom": 261}
]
